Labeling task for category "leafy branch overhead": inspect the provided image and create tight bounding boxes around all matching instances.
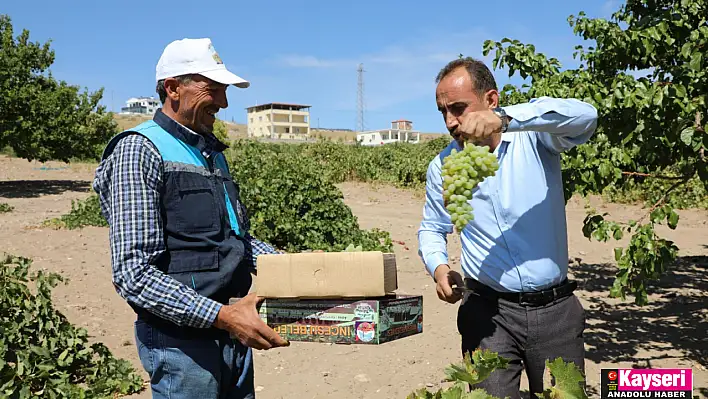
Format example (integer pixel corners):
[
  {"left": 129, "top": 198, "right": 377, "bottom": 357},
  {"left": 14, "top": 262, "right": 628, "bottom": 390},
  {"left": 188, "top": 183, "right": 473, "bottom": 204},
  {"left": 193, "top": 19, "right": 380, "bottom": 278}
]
[{"left": 477, "top": 0, "right": 707, "bottom": 304}]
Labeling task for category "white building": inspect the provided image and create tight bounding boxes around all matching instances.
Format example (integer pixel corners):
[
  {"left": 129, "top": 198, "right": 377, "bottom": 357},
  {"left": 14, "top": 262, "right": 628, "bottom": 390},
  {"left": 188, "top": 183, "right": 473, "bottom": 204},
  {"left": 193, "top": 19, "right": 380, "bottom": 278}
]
[
  {"left": 120, "top": 97, "right": 160, "bottom": 115},
  {"left": 356, "top": 119, "right": 421, "bottom": 146}
]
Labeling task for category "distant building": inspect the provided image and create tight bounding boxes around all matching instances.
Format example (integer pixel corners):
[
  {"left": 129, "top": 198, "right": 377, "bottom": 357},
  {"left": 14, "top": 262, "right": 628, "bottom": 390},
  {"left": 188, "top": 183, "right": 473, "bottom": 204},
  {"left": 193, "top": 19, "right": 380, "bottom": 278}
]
[
  {"left": 246, "top": 102, "right": 311, "bottom": 140},
  {"left": 357, "top": 119, "right": 421, "bottom": 146},
  {"left": 120, "top": 97, "right": 160, "bottom": 115}
]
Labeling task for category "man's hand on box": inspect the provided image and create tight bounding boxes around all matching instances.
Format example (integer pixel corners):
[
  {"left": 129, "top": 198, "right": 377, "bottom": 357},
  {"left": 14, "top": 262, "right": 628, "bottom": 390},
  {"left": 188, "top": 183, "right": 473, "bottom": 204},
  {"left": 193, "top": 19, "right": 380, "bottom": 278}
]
[{"left": 213, "top": 293, "right": 290, "bottom": 350}]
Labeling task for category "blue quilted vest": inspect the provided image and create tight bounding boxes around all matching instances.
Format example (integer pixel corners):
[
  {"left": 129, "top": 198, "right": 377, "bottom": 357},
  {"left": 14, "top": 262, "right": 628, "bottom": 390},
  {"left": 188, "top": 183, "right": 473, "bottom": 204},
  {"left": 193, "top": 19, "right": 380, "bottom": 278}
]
[{"left": 102, "top": 111, "right": 252, "bottom": 334}]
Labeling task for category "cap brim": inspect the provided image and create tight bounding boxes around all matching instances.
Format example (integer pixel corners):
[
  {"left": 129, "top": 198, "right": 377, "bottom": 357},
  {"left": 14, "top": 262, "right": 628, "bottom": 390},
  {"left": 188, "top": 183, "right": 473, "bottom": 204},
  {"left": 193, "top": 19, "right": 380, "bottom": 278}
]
[{"left": 200, "top": 69, "right": 250, "bottom": 88}]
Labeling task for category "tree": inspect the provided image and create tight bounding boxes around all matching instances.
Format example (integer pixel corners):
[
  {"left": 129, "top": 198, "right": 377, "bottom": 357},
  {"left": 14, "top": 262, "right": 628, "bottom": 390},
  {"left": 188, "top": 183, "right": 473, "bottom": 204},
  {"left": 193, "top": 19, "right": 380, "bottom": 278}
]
[
  {"left": 480, "top": 0, "right": 707, "bottom": 305},
  {"left": 0, "top": 14, "right": 117, "bottom": 162}
]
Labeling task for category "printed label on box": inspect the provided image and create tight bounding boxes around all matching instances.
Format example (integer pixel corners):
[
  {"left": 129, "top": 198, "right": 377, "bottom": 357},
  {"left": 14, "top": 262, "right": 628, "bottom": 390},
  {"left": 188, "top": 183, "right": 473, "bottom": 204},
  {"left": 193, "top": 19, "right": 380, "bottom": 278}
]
[
  {"left": 258, "top": 295, "right": 423, "bottom": 345},
  {"left": 355, "top": 322, "right": 376, "bottom": 343}
]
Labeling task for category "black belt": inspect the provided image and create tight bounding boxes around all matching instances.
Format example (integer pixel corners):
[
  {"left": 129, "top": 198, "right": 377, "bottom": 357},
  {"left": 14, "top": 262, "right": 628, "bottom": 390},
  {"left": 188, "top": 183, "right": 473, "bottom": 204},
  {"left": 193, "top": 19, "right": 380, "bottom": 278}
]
[{"left": 464, "top": 278, "right": 577, "bottom": 306}]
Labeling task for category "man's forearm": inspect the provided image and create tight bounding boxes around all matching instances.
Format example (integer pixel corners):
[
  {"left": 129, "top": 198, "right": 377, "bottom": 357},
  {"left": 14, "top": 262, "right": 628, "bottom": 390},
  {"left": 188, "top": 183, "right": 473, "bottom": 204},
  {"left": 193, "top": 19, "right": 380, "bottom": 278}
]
[
  {"left": 418, "top": 158, "right": 453, "bottom": 279},
  {"left": 503, "top": 97, "right": 598, "bottom": 137},
  {"left": 418, "top": 227, "right": 450, "bottom": 278},
  {"left": 111, "top": 255, "right": 223, "bottom": 328}
]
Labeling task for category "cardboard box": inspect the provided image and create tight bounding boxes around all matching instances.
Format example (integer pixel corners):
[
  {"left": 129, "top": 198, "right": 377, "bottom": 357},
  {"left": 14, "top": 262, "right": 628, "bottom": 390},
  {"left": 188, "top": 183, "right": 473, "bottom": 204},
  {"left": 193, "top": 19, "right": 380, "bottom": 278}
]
[
  {"left": 255, "top": 251, "right": 397, "bottom": 298},
  {"left": 256, "top": 295, "right": 423, "bottom": 345}
]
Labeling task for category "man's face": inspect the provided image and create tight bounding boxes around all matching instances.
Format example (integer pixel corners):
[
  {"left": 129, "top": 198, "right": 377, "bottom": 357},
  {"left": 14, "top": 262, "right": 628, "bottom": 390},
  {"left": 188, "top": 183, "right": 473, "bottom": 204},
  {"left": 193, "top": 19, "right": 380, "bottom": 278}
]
[
  {"left": 175, "top": 75, "right": 229, "bottom": 134},
  {"left": 435, "top": 67, "right": 489, "bottom": 146}
]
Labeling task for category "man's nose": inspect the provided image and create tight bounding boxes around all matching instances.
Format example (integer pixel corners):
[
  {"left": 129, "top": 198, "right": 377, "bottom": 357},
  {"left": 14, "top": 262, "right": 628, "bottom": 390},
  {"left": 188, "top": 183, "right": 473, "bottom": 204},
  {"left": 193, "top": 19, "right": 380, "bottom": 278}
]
[
  {"left": 215, "top": 91, "right": 228, "bottom": 108},
  {"left": 446, "top": 114, "right": 459, "bottom": 130}
]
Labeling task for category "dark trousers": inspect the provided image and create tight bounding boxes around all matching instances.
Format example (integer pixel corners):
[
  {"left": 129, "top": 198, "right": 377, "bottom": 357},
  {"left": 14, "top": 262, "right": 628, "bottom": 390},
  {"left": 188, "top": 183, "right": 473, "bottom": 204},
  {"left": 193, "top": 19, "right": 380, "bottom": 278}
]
[{"left": 456, "top": 287, "right": 586, "bottom": 399}]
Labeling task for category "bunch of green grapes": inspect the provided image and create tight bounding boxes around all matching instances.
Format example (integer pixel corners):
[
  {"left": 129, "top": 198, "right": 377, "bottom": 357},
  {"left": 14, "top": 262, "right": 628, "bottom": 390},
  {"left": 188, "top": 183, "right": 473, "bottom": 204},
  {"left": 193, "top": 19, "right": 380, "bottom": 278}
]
[{"left": 442, "top": 144, "right": 499, "bottom": 232}]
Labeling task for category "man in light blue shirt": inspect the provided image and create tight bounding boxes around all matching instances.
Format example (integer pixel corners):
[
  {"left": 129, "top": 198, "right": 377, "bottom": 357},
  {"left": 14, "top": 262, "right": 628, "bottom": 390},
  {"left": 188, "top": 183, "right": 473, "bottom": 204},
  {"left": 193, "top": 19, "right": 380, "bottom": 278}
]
[{"left": 418, "top": 57, "right": 597, "bottom": 398}]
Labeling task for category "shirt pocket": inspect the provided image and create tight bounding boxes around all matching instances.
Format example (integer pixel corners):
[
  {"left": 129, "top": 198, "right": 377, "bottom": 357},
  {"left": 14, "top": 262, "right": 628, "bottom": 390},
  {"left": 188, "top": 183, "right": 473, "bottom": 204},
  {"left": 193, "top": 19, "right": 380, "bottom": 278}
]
[
  {"left": 168, "top": 248, "right": 219, "bottom": 273},
  {"left": 172, "top": 173, "right": 219, "bottom": 233}
]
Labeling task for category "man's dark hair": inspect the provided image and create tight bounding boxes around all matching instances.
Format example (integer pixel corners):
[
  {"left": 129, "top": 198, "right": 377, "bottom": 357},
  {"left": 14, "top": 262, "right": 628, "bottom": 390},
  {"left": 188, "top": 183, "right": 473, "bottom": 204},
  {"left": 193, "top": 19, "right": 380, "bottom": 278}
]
[
  {"left": 435, "top": 57, "right": 498, "bottom": 95},
  {"left": 155, "top": 74, "right": 193, "bottom": 104}
]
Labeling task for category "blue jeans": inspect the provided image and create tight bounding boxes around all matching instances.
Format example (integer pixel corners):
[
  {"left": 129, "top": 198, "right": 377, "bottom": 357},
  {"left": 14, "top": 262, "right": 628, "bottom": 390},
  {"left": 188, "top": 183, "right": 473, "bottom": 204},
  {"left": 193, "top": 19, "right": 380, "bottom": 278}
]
[{"left": 134, "top": 319, "right": 255, "bottom": 399}]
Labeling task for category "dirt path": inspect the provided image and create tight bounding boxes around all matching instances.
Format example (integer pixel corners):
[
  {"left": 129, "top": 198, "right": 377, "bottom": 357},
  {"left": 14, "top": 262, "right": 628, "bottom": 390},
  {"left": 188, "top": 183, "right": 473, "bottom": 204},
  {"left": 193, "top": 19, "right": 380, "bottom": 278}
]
[{"left": 1, "top": 155, "right": 706, "bottom": 399}]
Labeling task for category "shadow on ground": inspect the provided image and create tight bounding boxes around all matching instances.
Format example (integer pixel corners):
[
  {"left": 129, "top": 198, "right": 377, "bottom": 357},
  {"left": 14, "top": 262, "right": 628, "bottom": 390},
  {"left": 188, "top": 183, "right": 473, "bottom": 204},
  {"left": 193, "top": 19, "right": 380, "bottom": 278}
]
[
  {"left": 570, "top": 255, "right": 707, "bottom": 367},
  {"left": 0, "top": 180, "right": 92, "bottom": 198}
]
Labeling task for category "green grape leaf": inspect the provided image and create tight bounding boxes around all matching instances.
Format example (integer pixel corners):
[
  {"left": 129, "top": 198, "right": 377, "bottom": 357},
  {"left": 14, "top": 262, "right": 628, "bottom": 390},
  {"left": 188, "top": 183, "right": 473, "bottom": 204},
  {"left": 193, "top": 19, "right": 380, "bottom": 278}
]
[
  {"left": 536, "top": 358, "right": 588, "bottom": 399},
  {"left": 445, "top": 349, "right": 509, "bottom": 387},
  {"left": 680, "top": 127, "right": 694, "bottom": 146},
  {"left": 466, "top": 389, "right": 504, "bottom": 399}
]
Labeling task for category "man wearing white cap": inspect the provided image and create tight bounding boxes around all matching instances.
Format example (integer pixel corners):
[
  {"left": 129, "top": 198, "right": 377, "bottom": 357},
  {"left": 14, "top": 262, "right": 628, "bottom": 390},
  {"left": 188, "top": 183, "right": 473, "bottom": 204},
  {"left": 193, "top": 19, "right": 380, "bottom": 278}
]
[{"left": 93, "top": 38, "right": 288, "bottom": 399}]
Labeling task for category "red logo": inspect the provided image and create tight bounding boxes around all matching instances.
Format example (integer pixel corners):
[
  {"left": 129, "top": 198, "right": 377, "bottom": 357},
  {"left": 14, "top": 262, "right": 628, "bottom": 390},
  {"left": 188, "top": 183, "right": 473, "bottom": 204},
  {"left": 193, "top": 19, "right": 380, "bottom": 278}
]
[{"left": 608, "top": 371, "right": 617, "bottom": 380}]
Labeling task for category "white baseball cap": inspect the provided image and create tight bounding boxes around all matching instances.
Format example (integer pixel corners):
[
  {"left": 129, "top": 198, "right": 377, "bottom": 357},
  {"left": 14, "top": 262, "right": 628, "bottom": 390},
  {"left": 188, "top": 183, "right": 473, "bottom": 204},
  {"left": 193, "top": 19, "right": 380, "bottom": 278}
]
[{"left": 155, "top": 38, "right": 250, "bottom": 88}]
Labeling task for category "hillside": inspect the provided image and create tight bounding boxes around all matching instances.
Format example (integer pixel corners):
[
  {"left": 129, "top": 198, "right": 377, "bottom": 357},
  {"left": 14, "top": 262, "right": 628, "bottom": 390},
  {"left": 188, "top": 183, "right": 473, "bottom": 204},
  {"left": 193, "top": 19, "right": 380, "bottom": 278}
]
[{"left": 113, "top": 114, "right": 446, "bottom": 143}]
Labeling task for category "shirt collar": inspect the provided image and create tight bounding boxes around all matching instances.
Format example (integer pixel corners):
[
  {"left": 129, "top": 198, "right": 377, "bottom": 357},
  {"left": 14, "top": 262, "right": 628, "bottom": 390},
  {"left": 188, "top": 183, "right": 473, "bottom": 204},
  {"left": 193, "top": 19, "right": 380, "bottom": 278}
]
[{"left": 152, "top": 108, "right": 228, "bottom": 154}]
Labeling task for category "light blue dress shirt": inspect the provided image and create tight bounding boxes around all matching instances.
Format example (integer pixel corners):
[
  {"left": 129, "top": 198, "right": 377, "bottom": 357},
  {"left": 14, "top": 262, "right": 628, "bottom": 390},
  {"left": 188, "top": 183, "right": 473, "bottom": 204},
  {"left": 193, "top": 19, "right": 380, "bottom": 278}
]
[{"left": 417, "top": 96, "right": 598, "bottom": 293}]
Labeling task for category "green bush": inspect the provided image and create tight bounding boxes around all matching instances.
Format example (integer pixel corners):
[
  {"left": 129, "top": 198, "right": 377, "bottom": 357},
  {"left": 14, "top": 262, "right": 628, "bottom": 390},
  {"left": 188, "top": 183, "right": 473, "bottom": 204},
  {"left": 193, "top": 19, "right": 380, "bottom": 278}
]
[
  {"left": 0, "top": 254, "right": 144, "bottom": 398},
  {"left": 43, "top": 195, "right": 107, "bottom": 230},
  {"left": 213, "top": 119, "right": 229, "bottom": 145},
  {"left": 226, "top": 140, "right": 392, "bottom": 252}
]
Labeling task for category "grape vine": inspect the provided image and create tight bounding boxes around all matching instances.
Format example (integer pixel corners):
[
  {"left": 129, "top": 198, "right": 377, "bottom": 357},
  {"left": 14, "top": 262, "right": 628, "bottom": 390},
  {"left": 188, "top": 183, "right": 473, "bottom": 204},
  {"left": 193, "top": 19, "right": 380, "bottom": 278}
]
[
  {"left": 406, "top": 349, "right": 587, "bottom": 399},
  {"left": 0, "top": 254, "right": 144, "bottom": 398}
]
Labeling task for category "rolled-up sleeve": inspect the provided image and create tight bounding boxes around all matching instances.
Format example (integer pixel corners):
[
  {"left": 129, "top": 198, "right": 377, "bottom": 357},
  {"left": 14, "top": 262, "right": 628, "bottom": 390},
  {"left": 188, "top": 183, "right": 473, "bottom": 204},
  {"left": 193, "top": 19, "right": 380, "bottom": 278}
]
[{"left": 502, "top": 96, "right": 598, "bottom": 153}]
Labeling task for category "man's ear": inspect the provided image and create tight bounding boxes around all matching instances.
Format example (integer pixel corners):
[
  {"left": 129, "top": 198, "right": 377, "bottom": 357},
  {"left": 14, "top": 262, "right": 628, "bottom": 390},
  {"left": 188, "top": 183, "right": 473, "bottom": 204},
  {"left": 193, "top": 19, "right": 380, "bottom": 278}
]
[
  {"left": 484, "top": 89, "right": 500, "bottom": 109},
  {"left": 163, "top": 77, "right": 181, "bottom": 102}
]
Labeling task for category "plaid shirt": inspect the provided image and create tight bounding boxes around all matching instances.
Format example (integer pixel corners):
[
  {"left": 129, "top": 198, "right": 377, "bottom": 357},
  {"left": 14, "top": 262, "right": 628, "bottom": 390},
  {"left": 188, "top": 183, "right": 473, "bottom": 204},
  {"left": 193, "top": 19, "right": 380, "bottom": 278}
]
[{"left": 93, "top": 126, "right": 281, "bottom": 329}]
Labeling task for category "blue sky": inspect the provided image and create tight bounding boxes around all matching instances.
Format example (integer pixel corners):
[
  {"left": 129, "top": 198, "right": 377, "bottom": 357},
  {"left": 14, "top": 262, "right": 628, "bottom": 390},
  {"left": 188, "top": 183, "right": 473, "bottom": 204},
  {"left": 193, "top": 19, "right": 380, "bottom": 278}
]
[{"left": 4, "top": 0, "right": 621, "bottom": 134}]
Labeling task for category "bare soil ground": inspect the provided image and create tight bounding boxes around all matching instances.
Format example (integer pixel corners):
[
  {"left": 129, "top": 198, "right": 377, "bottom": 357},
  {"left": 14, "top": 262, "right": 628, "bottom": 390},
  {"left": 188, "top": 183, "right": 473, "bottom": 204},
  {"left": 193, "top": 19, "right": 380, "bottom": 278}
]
[{"left": 1, "top": 154, "right": 706, "bottom": 399}]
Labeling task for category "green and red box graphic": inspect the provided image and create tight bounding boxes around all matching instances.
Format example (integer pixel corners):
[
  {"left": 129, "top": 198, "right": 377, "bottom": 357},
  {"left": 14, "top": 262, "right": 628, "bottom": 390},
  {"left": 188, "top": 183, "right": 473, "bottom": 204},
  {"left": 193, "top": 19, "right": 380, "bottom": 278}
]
[{"left": 257, "top": 295, "right": 423, "bottom": 344}]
